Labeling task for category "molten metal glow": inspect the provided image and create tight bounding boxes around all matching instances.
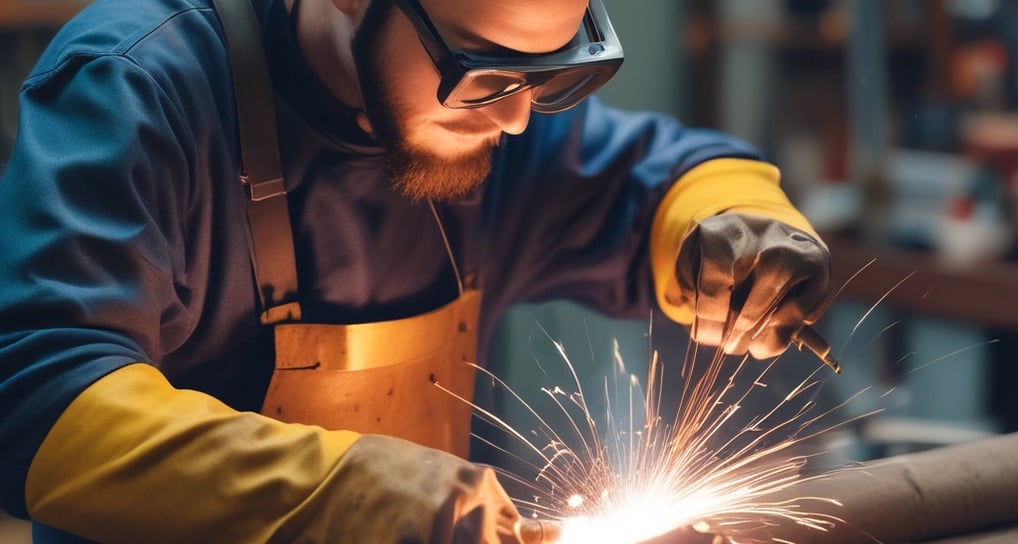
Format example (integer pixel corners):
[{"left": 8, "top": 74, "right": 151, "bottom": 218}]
[
  {"left": 557, "top": 489, "right": 723, "bottom": 543},
  {"left": 445, "top": 330, "right": 879, "bottom": 544}
]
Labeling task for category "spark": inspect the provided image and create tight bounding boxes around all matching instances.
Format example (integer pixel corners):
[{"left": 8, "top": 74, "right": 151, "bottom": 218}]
[
  {"left": 904, "top": 338, "right": 1001, "bottom": 375},
  {"left": 438, "top": 264, "right": 937, "bottom": 544},
  {"left": 439, "top": 263, "right": 984, "bottom": 543},
  {"left": 444, "top": 334, "right": 876, "bottom": 544}
]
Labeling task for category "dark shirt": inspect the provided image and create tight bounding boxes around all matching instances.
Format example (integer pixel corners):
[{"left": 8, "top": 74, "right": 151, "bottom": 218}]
[{"left": 0, "top": 0, "right": 763, "bottom": 519}]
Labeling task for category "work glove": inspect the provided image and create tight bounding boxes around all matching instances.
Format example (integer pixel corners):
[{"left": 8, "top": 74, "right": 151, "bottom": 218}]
[
  {"left": 328, "top": 434, "right": 521, "bottom": 543},
  {"left": 24, "top": 363, "right": 522, "bottom": 544},
  {"left": 676, "top": 213, "right": 832, "bottom": 360}
]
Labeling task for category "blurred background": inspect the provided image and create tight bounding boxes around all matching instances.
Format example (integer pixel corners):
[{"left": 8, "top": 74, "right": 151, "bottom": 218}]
[
  {"left": 486, "top": 0, "right": 1018, "bottom": 473},
  {"left": 3, "top": 0, "right": 1018, "bottom": 536}
]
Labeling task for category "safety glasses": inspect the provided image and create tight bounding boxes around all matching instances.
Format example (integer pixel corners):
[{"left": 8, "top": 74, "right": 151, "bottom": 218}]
[{"left": 392, "top": 0, "right": 624, "bottom": 113}]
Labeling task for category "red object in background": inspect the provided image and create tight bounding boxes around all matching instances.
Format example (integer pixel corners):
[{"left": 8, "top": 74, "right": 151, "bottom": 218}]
[
  {"left": 948, "top": 194, "right": 975, "bottom": 221},
  {"left": 961, "top": 114, "right": 1018, "bottom": 203},
  {"left": 950, "top": 39, "right": 1008, "bottom": 103}
]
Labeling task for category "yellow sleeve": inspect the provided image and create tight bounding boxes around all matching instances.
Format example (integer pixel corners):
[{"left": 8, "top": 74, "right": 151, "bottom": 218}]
[
  {"left": 650, "top": 158, "right": 822, "bottom": 325},
  {"left": 25, "top": 363, "right": 361, "bottom": 543}
]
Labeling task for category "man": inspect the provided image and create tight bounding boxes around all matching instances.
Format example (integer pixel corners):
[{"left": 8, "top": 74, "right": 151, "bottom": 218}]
[{"left": 0, "top": 0, "right": 831, "bottom": 542}]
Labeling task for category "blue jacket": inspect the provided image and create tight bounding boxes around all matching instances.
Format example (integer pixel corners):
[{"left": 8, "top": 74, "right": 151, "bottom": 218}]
[{"left": 0, "top": 0, "right": 766, "bottom": 530}]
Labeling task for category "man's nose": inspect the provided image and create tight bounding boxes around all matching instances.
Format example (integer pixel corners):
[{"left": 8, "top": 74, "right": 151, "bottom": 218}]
[{"left": 478, "top": 90, "right": 533, "bottom": 135}]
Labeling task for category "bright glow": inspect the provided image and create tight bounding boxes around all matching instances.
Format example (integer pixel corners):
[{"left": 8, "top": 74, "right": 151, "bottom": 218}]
[
  {"left": 440, "top": 331, "right": 876, "bottom": 543},
  {"left": 557, "top": 490, "right": 722, "bottom": 544}
]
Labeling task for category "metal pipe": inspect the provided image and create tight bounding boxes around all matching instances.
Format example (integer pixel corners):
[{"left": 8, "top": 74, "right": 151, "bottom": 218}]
[
  {"left": 755, "top": 432, "right": 1018, "bottom": 543},
  {"left": 922, "top": 524, "right": 1018, "bottom": 544},
  {"left": 515, "top": 519, "right": 563, "bottom": 544}
]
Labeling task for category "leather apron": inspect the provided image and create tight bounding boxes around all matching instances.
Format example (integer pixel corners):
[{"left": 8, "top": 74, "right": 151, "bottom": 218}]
[
  {"left": 213, "top": 0, "right": 478, "bottom": 459},
  {"left": 261, "top": 291, "right": 480, "bottom": 457}
]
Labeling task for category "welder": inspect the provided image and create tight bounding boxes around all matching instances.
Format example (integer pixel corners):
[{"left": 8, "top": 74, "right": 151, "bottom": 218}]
[{"left": 0, "top": 0, "right": 832, "bottom": 542}]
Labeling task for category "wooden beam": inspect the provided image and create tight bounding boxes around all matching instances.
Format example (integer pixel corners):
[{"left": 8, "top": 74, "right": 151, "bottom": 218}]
[
  {"left": 0, "top": 2, "right": 89, "bottom": 29},
  {"left": 826, "top": 234, "right": 1018, "bottom": 331}
]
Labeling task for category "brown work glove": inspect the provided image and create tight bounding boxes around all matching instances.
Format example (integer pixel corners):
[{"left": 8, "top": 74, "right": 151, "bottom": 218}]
[
  {"left": 326, "top": 434, "right": 521, "bottom": 543},
  {"left": 676, "top": 213, "right": 832, "bottom": 359}
]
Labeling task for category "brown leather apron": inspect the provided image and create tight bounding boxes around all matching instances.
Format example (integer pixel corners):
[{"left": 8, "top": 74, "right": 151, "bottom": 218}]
[
  {"left": 213, "top": 0, "right": 478, "bottom": 459},
  {"left": 260, "top": 291, "right": 480, "bottom": 457}
]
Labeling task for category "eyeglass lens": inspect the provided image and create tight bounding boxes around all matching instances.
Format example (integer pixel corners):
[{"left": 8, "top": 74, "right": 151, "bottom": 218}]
[
  {"left": 532, "top": 70, "right": 602, "bottom": 110},
  {"left": 451, "top": 68, "right": 606, "bottom": 112}
]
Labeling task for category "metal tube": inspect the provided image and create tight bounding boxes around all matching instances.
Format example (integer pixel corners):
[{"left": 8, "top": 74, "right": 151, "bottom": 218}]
[
  {"left": 515, "top": 519, "right": 563, "bottom": 544},
  {"left": 757, "top": 432, "right": 1018, "bottom": 543}
]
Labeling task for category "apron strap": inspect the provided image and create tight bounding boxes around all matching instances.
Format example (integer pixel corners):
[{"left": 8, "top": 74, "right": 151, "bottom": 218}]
[{"left": 211, "top": 0, "right": 302, "bottom": 325}]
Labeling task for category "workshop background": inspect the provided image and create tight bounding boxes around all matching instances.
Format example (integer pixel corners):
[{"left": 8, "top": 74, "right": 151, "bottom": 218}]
[{"left": 3, "top": 0, "right": 1018, "bottom": 541}]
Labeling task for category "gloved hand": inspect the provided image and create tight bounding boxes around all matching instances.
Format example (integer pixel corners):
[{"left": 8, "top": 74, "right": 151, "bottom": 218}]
[
  {"left": 328, "top": 434, "right": 521, "bottom": 543},
  {"left": 23, "top": 363, "right": 524, "bottom": 544},
  {"left": 675, "top": 213, "right": 832, "bottom": 360}
]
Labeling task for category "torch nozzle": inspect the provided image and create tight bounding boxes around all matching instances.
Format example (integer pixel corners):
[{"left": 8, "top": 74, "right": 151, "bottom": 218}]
[
  {"left": 515, "top": 518, "right": 563, "bottom": 544},
  {"left": 791, "top": 325, "right": 842, "bottom": 374}
]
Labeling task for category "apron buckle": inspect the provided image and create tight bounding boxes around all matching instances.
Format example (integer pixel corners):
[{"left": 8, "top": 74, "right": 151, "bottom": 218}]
[{"left": 261, "top": 301, "right": 302, "bottom": 325}]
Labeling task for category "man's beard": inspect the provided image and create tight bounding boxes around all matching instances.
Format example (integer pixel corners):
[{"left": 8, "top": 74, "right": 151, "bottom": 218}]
[
  {"left": 352, "top": 2, "right": 496, "bottom": 202},
  {"left": 384, "top": 140, "right": 494, "bottom": 202}
]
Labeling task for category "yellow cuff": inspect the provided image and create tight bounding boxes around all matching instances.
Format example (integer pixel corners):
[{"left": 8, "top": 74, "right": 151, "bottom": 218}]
[
  {"left": 26, "top": 363, "right": 361, "bottom": 543},
  {"left": 650, "top": 158, "right": 820, "bottom": 325}
]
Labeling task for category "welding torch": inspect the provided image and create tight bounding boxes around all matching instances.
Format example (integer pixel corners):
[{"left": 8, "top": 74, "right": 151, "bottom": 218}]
[
  {"left": 515, "top": 518, "right": 563, "bottom": 544},
  {"left": 721, "top": 306, "right": 842, "bottom": 374},
  {"left": 791, "top": 325, "right": 841, "bottom": 374}
]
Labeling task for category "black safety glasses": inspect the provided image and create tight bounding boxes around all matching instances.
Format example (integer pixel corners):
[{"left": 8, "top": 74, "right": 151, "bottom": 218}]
[{"left": 392, "top": 0, "right": 624, "bottom": 113}]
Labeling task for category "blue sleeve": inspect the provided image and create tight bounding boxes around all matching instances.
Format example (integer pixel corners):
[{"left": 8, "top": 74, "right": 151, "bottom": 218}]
[
  {"left": 0, "top": 54, "right": 194, "bottom": 517},
  {"left": 481, "top": 96, "right": 766, "bottom": 321}
]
